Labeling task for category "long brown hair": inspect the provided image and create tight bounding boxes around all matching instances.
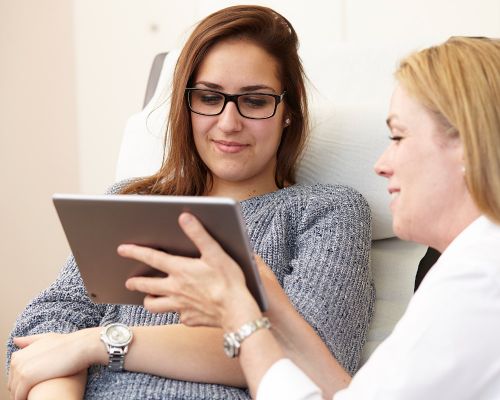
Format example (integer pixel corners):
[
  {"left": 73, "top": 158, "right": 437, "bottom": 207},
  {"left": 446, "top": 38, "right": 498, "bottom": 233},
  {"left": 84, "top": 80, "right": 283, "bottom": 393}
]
[
  {"left": 122, "top": 5, "right": 308, "bottom": 195},
  {"left": 395, "top": 37, "right": 500, "bottom": 223}
]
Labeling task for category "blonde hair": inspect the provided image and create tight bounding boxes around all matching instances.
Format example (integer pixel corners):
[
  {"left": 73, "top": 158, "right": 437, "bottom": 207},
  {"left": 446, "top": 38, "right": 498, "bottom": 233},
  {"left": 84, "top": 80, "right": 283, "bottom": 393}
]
[{"left": 395, "top": 37, "right": 500, "bottom": 223}]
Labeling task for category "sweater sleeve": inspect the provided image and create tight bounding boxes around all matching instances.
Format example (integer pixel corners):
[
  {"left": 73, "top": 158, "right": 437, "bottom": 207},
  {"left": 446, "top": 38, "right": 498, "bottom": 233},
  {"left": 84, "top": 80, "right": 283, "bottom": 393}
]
[
  {"left": 5, "top": 180, "right": 136, "bottom": 370},
  {"left": 6, "top": 255, "right": 105, "bottom": 369},
  {"left": 283, "top": 185, "right": 374, "bottom": 375}
]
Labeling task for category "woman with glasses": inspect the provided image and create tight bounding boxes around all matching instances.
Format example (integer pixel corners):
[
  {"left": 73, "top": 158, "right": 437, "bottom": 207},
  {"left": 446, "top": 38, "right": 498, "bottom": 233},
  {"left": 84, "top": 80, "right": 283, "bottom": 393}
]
[
  {"left": 117, "top": 37, "right": 500, "bottom": 399},
  {"left": 7, "top": 5, "right": 374, "bottom": 400}
]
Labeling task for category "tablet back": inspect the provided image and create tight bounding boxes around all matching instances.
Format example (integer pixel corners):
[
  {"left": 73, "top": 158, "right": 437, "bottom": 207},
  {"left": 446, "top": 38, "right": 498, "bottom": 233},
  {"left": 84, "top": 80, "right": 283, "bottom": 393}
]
[{"left": 53, "top": 194, "right": 267, "bottom": 310}]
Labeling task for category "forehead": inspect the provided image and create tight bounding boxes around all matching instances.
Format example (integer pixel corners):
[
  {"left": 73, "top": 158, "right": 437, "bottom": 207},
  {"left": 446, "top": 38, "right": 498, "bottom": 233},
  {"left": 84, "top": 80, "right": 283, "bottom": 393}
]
[
  {"left": 389, "top": 85, "right": 441, "bottom": 132},
  {"left": 389, "top": 85, "right": 428, "bottom": 117},
  {"left": 194, "top": 39, "right": 282, "bottom": 90}
]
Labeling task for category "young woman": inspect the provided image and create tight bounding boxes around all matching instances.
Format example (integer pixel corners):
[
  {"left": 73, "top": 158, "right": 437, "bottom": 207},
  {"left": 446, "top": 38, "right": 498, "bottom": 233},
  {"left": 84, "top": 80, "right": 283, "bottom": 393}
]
[
  {"left": 114, "top": 36, "right": 500, "bottom": 399},
  {"left": 7, "top": 6, "right": 374, "bottom": 400}
]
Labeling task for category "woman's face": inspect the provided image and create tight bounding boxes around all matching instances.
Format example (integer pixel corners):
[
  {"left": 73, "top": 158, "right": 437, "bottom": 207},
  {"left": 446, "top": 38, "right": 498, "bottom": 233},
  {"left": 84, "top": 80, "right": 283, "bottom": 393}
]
[
  {"left": 374, "top": 84, "right": 470, "bottom": 249},
  {"left": 190, "top": 39, "right": 287, "bottom": 197}
]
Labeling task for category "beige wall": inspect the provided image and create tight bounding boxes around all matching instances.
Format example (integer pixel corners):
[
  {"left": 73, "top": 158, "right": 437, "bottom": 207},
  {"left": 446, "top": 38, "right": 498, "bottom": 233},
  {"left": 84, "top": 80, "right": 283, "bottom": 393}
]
[{"left": 0, "top": 1, "right": 79, "bottom": 397}]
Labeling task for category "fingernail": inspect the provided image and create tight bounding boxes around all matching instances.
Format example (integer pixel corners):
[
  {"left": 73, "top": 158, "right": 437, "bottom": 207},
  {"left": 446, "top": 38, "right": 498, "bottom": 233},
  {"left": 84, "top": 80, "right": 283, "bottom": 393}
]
[{"left": 180, "top": 213, "right": 193, "bottom": 224}]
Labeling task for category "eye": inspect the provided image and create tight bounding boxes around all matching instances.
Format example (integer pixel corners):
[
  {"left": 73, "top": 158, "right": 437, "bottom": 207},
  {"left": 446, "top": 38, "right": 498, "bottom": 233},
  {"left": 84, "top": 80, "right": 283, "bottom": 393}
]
[
  {"left": 192, "top": 90, "right": 223, "bottom": 105},
  {"left": 200, "top": 93, "right": 223, "bottom": 105},
  {"left": 240, "top": 95, "right": 272, "bottom": 109}
]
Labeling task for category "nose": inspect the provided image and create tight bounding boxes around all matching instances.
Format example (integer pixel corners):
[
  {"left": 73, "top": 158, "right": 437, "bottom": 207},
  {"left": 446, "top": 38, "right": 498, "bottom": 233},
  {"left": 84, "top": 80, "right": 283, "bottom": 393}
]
[
  {"left": 217, "top": 101, "right": 243, "bottom": 133},
  {"left": 374, "top": 147, "right": 393, "bottom": 178}
]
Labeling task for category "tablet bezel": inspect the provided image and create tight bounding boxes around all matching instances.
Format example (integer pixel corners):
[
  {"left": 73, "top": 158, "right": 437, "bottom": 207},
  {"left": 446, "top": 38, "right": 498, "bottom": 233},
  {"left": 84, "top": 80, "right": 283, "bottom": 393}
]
[{"left": 52, "top": 193, "right": 268, "bottom": 310}]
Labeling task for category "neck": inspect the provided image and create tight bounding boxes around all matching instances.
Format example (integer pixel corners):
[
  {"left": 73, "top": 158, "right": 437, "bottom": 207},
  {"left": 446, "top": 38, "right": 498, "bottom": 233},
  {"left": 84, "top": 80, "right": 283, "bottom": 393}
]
[
  {"left": 206, "top": 176, "right": 279, "bottom": 201},
  {"left": 431, "top": 194, "right": 482, "bottom": 253}
]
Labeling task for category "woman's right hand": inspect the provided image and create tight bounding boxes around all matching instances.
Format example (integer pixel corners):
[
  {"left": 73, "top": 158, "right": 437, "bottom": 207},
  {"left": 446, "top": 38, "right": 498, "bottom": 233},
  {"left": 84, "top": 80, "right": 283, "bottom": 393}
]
[{"left": 122, "top": 212, "right": 263, "bottom": 331}]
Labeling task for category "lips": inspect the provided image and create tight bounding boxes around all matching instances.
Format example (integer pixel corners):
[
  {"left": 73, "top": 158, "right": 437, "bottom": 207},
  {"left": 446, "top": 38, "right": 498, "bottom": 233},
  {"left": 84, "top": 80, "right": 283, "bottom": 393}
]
[
  {"left": 212, "top": 139, "right": 248, "bottom": 154},
  {"left": 388, "top": 188, "right": 400, "bottom": 209}
]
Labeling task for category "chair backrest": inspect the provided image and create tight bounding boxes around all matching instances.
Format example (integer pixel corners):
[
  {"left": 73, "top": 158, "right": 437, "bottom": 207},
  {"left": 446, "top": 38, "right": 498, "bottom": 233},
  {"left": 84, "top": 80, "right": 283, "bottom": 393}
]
[{"left": 115, "top": 48, "right": 428, "bottom": 363}]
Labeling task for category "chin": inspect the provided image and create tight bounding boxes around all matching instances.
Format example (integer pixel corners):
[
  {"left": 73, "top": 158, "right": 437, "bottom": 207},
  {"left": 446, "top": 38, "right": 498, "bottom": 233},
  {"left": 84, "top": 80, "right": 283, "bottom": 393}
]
[{"left": 392, "top": 220, "right": 411, "bottom": 242}]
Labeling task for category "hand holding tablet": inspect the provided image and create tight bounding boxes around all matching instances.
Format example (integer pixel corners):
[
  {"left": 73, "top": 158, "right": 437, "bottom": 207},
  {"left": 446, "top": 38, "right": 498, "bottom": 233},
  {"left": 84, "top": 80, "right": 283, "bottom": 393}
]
[{"left": 119, "top": 212, "right": 264, "bottom": 326}]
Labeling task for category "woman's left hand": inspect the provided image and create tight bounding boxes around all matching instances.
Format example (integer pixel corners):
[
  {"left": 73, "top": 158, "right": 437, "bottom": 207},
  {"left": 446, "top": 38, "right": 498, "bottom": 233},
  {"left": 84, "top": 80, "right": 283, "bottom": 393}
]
[
  {"left": 121, "top": 212, "right": 261, "bottom": 329},
  {"left": 8, "top": 328, "right": 102, "bottom": 400}
]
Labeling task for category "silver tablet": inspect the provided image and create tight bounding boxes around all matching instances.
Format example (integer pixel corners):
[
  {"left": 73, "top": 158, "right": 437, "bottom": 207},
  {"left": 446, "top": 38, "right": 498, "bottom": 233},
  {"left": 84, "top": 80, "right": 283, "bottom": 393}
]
[{"left": 52, "top": 193, "right": 268, "bottom": 310}]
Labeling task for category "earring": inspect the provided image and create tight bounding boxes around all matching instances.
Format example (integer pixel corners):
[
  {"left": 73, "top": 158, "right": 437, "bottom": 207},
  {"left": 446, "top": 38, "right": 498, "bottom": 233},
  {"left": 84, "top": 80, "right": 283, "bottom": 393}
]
[
  {"left": 284, "top": 118, "right": 291, "bottom": 127},
  {"left": 461, "top": 165, "right": 466, "bottom": 174}
]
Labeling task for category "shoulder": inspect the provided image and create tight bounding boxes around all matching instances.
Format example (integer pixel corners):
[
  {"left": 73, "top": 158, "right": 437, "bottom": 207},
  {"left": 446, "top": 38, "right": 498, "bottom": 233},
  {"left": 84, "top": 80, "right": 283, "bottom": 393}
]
[
  {"left": 282, "top": 183, "right": 371, "bottom": 218},
  {"left": 104, "top": 178, "right": 139, "bottom": 195}
]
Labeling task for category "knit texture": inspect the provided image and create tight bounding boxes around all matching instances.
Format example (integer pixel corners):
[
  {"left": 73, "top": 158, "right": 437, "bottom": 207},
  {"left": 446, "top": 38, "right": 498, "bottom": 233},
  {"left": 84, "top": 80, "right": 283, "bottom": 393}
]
[{"left": 7, "top": 183, "right": 374, "bottom": 400}]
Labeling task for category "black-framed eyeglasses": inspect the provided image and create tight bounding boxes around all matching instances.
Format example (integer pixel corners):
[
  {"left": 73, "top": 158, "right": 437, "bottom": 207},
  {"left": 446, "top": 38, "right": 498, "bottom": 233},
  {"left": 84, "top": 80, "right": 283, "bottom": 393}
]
[{"left": 185, "top": 88, "right": 286, "bottom": 120}]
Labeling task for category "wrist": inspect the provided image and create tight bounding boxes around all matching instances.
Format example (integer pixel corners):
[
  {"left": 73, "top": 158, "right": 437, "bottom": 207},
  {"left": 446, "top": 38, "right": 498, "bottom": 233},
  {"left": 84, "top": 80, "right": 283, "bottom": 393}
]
[
  {"left": 74, "top": 327, "right": 108, "bottom": 366},
  {"left": 223, "top": 316, "right": 272, "bottom": 358},
  {"left": 220, "top": 291, "right": 263, "bottom": 332}
]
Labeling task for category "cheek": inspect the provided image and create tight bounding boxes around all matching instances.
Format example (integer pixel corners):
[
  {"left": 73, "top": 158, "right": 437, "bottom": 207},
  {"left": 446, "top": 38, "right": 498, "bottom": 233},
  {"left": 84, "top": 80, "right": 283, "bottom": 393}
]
[
  {"left": 254, "top": 120, "right": 283, "bottom": 147},
  {"left": 191, "top": 116, "right": 215, "bottom": 151},
  {"left": 191, "top": 115, "right": 208, "bottom": 137}
]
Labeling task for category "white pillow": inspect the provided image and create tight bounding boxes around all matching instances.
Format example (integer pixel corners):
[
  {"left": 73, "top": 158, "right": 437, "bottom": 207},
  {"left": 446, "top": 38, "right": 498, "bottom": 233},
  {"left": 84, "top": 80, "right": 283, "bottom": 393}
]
[{"left": 298, "top": 104, "right": 394, "bottom": 240}]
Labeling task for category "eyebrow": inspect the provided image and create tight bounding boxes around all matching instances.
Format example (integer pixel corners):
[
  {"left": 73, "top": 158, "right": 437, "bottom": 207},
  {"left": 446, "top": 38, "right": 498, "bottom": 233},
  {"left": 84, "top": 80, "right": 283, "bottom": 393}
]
[
  {"left": 194, "top": 81, "right": 278, "bottom": 93},
  {"left": 386, "top": 115, "right": 409, "bottom": 134}
]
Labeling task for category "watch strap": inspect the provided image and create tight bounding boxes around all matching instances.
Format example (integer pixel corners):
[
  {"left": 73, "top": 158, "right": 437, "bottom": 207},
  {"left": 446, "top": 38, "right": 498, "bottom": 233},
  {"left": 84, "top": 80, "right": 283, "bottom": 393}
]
[
  {"left": 235, "top": 317, "right": 271, "bottom": 341},
  {"left": 224, "top": 317, "right": 271, "bottom": 357},
  {"left": 108, "top": 346, "right": 129, "bottom": 372}
]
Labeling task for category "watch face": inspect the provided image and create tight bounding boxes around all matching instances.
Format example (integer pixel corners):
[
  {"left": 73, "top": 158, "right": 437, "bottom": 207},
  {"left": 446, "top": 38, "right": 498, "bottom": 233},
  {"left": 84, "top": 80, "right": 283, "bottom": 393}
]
[{"left": 105, "top": 324, "right": 133, "bottom": 346}]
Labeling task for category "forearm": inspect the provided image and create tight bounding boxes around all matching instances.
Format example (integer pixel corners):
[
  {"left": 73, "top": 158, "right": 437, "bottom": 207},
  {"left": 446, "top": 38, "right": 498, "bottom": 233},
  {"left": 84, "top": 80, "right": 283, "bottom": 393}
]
[
  {"left": 128, "top": 325, "right": 246, "bottom": 386},
  {"left": 238, "top": 328, "right": 286, "bottom": 398},
  {"left": 268, "top": 302, "right": 351, "bottom": 399},
  {"left": 215, "top": 291, "right": 342, "bottom": 399},
  {"left": 27, "top": 370, "right": 87, "bottom": 400},
  {"left": 85, "top": 325, "right": 246, "bottom": 387}
]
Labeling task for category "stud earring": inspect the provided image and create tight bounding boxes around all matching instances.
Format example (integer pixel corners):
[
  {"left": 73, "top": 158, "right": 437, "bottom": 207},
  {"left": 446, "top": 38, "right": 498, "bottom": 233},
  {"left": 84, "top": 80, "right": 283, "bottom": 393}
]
[{"left": 284, "top": 118, "right": 291, "bottom": 126}]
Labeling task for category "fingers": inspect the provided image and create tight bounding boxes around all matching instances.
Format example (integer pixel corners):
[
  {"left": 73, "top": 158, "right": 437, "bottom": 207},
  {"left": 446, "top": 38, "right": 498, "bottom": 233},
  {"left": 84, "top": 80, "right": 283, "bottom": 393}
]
[
  {"left": 126, "top": 278, "right": 186, "bottom": 314},
  {"left": 126, "top": 276, "right": 169, "bottom": 296},
  {"left": 142, "top": 294, "right": 177, "bottom": 314},
  {"left": 178, "top": 213, "right": 225, "bottom": 259},
  {"left": 9, "top": 351, "right": 31, "bottom": 400},
  {"left": 13, "top": 334, "right": 48, "bottom": 349},
  {"left": 117, "top": 244, "right": 182, "bottom": 276},
  {"left": 13, "top": 336, "right": 33, "bottom": 349}
]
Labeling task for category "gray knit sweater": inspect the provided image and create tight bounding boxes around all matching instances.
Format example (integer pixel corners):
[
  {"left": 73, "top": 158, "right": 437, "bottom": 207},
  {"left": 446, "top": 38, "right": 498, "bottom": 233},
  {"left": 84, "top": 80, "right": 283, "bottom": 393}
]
[{"left": 7, "top": 183, "right": 374, "bottom": 400}]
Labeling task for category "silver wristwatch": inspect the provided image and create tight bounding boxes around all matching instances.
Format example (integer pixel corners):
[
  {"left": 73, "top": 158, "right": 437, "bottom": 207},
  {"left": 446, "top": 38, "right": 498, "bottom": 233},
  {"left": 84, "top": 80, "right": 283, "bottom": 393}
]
[
  {"left": 100, "top": 323, "right": 133, "bottom": 371},
  {"left": 223, "top": 317, "right": 271, "bottom": 358}
]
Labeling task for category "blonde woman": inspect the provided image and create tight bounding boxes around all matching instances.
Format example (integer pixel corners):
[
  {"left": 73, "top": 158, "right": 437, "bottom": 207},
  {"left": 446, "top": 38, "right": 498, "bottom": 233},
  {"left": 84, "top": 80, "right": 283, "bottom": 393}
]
[{"left": 117, "top": 37, "right": 500, "bottom": 399}]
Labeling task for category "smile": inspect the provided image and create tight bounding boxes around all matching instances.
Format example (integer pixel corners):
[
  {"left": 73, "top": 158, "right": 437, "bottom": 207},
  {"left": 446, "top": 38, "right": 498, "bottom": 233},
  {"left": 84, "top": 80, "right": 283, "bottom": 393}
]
[{"left": 212, "top": 139, "right": 249, "bottom": 154}]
